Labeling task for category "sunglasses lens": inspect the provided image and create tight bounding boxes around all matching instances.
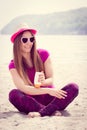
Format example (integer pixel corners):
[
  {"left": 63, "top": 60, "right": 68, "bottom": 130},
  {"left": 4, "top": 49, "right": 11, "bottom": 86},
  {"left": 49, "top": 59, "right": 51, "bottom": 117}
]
[
  {"left": 21, "top": 37, "right": 35, "bottom": 43},
  {"left": 30, "top": 37, "right": 34, "bottom": 42},
  {"left": 22, "top": 38, "right": 28, "bottom": 43}
]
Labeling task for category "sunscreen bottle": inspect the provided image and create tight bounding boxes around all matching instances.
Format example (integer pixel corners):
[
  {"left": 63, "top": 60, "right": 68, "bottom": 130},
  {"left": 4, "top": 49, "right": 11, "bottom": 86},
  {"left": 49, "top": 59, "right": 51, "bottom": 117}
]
[{"left": 34, "top": 72, "right": 41, "bottom": 88}]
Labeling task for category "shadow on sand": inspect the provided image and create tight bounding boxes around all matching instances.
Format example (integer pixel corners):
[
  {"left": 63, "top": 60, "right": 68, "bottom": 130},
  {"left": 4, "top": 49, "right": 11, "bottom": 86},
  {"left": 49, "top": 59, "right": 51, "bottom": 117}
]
[{"left": 0, "top": 109, "right": 70, "bottom": 119}]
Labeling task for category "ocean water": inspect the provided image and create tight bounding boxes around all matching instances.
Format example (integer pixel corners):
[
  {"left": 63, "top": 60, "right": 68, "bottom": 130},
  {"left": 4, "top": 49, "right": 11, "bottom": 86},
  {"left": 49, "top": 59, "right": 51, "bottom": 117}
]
[{"left": 0, "top": 35, "right": 87, "bottom": 64}]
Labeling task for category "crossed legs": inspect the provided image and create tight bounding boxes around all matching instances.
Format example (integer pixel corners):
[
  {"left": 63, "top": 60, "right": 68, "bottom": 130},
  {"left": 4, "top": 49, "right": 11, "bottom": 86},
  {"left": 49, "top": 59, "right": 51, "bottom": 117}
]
[{"left": 9, "top": 83, "right": 79, "bottom": 117}]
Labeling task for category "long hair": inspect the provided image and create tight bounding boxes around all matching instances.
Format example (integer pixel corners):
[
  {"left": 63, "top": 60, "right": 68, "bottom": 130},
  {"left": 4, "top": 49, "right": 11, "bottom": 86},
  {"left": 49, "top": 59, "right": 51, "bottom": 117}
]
[{"left": 13, "top": 31, "right": 44, "bottom": 85}]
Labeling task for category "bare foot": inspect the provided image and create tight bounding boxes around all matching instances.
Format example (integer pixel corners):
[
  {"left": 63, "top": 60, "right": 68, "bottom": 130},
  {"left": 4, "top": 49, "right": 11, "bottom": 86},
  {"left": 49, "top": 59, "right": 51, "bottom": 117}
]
[
  {"left": 28, "top": 112, "right": 41, "bottom": 118},
  {"left": 53, "top": 110, "right": 62, "bottom": 116}
]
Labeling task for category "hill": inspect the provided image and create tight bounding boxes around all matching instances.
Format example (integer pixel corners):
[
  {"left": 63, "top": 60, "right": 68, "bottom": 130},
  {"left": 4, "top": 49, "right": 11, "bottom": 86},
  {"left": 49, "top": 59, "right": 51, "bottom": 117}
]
[{"left": 0, "top": 7, "right": 87, "bottom": 35}]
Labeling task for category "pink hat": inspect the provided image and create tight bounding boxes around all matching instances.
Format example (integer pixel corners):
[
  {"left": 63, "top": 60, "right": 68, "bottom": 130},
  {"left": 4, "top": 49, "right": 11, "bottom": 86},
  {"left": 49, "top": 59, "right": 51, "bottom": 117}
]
[{"left": 10, "top": 24, "right": 37, "bottom": 43}]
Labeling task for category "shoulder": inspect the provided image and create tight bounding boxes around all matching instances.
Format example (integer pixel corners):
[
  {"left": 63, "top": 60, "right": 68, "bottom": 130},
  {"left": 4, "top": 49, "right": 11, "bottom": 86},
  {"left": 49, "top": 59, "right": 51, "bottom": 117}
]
[
  {"left": 37, "top": 48, "right": 50, "bottom": 56},
  {"left": 37, "top": 48, "right": 50, "bottom": 63},
  {"left": 8, "top": 60, "right": 15, "bottom": 70}
]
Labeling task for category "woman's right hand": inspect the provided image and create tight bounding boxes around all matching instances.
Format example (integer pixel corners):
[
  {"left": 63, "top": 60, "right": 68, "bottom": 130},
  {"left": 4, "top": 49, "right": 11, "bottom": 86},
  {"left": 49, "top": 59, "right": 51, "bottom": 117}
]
[{"left": 48, "top": 88, "right": 67, "bottom": 99}]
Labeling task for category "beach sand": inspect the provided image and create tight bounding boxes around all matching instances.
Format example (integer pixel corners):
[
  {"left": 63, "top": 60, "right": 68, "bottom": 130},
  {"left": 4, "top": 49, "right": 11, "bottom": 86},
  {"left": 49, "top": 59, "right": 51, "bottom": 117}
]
[
  {"left": 0, "top": 35, "right": 87, "bottom": 130},
  {"left": 0, "top": 61, "right": 87, "bottom": 130}
]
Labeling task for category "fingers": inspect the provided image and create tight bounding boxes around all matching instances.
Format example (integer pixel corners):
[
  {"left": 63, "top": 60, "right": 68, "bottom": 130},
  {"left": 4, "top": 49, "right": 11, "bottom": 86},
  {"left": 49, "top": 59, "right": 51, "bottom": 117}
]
[
  {"left": 56, "top": 90, "right": 67, "bottom": 99},
  {"left": 38, "top": 72, "right": 45, "bottom": 83}
]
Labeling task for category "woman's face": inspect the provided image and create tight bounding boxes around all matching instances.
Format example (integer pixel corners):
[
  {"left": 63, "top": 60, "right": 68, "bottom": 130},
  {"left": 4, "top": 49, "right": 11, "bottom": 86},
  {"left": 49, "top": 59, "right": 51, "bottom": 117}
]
[{"left": 20, "top": 31, "right": 34, "bottom": 53}]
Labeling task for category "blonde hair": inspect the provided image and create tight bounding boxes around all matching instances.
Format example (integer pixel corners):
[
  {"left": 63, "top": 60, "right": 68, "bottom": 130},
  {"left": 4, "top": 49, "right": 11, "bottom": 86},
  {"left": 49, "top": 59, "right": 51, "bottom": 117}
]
[{"left": 13, "top": 31, "right": 44, "bottom": 85}]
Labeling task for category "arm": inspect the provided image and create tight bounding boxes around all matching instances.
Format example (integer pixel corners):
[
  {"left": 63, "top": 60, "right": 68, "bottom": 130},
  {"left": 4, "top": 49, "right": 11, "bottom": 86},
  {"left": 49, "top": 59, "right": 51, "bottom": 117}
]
[
  {"left": 9, "top": 68, "right": 51, "bottom": 95},
  {"left": 39, "top": 56, "right": 54, "bottom": 86},
  {"left": 9, "top": 68, "right": 67, "bottom": 99}
]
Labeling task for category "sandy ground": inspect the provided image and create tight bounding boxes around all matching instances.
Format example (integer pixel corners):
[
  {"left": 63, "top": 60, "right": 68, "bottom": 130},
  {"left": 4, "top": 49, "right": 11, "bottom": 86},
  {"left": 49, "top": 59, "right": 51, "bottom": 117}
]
[{"left": 0, "top": 60, "right": 87, "bottom": 130}]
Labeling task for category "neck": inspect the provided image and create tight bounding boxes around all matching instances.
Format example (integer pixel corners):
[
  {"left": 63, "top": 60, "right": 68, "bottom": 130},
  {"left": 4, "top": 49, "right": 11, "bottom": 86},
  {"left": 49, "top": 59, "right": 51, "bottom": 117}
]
[
  {"left": 23, "top": 52, "right": 30, "bottom": 59},
  {"left": 22, "top": 53, "right": 33, "bottom": 68}
]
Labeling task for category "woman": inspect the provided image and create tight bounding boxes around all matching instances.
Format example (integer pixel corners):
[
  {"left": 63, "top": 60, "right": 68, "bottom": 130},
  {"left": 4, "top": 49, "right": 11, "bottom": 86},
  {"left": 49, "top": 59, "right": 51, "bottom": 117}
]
[{"left": 8, "top": 24, "right": 79, "bottom": 118}]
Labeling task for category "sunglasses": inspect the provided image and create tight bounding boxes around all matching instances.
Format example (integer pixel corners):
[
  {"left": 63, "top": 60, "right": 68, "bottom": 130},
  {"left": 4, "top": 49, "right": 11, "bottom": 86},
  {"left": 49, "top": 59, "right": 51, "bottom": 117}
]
[{"left": 21, "top": 37, "right": 35, "bottom": 43}]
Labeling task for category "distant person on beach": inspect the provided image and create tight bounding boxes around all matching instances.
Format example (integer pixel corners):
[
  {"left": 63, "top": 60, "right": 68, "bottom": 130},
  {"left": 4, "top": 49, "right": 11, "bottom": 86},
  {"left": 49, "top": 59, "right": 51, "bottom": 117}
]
[{"left": 8, "top": 23, "right": 79, "bottom": 118}]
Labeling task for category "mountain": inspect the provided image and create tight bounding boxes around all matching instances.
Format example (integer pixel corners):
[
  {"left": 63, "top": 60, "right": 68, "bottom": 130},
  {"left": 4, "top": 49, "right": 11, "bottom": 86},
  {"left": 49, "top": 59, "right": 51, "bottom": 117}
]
[{"left": 0, "top": 7, "right": 87, "bottom": 35}]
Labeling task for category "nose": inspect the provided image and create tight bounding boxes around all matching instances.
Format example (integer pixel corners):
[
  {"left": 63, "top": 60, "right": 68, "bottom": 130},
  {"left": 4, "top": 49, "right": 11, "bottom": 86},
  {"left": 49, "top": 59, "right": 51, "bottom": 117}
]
[{"left": 25, "top": 41, "right": 33, "bottom": 46}]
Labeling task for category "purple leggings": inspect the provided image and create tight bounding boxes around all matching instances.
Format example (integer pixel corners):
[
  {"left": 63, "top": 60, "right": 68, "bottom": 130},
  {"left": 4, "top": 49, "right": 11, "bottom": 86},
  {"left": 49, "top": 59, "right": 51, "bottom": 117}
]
[{"left": 9, "top": 83, "right": 79, "bottom": 116}]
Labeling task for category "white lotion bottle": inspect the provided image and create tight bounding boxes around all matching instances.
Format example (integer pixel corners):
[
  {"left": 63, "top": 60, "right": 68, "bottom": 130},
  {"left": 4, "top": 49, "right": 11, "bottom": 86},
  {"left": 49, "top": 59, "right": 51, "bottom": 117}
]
[{"left": 34, "top": 72, "right": 41, "bottom": 88}]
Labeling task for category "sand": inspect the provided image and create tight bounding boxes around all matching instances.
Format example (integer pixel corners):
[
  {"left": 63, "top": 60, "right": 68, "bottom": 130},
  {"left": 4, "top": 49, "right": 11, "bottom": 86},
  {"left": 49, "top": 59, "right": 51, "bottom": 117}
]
[
  {"left": 0, "top": 35, "right": 87, "bottom": 130},
  {"left": 0, "top": 61, "right": 87, "bottom": 130}
]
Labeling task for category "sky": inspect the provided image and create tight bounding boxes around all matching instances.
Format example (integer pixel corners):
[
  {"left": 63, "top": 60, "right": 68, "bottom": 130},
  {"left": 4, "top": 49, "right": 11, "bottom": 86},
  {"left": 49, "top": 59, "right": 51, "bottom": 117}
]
[{"left": 0, "top": 0, "right": 87, "bottom": 28}]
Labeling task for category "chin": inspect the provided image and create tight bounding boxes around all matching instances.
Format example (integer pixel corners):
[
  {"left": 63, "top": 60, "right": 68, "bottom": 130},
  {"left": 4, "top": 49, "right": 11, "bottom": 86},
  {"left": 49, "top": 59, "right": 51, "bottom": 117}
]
[{"left": 26, "top": 49, "right": 31, "bottom": 53}]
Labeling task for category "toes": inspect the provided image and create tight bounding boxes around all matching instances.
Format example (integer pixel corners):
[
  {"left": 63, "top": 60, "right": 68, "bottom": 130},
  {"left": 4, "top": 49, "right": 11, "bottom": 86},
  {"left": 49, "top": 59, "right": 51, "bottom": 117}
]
[
  {"left": 28, "top": 112, "right": 41, "bottom": 118},
  {"left": 53, "top": 111, "right": 62, "bottom": 116},
  {"left": 28, "top": 112, "right": 34, "bottom": 118}
]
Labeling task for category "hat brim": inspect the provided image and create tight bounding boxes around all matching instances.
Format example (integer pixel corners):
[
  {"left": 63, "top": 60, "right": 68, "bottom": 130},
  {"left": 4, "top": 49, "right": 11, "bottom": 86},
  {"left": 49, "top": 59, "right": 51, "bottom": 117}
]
[{"left": 11, "top": 28, "right": 37, "bottom": 43}]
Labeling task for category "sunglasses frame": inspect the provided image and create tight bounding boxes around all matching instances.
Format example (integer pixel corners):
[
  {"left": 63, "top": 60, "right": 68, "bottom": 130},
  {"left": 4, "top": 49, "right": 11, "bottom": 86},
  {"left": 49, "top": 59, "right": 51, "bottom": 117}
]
[{"left": 21, "top": 37, "right": 35, "bottom": 43}]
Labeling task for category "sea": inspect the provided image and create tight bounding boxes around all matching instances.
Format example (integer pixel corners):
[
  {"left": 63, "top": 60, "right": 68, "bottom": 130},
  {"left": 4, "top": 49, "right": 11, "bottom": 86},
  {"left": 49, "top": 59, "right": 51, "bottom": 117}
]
[{"left": 0, "top": 35, "right": 87, "bottom": 64}]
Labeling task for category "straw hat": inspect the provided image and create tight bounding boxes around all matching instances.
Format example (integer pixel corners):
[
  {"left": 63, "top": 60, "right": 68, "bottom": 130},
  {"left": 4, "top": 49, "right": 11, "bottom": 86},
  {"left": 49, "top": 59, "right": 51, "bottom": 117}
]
[{"left": 10, "top": 23, "right": 37, "bottom": 43}]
